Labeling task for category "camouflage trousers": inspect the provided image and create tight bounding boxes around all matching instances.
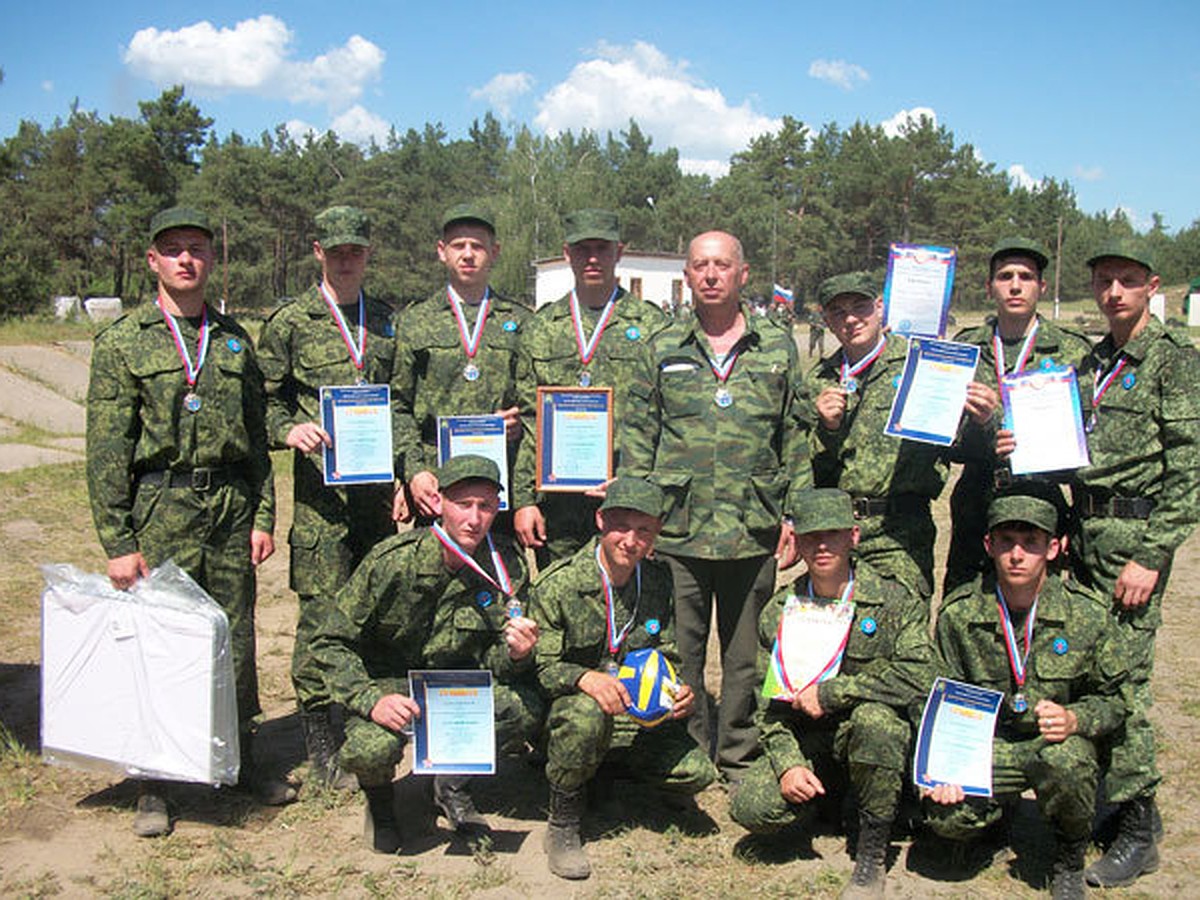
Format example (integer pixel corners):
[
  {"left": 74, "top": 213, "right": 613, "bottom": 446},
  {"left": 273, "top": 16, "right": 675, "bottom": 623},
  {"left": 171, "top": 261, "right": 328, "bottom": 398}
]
[
  {"left": 133, "top": 476, "right": 261, "bottom": 727},
  {"left": 855, "top": 509, "right": 935, "bottom": 598},
  {"left": 924, "top": 733, "right": 1099, "bottom": 842},
  {"left": 338, "top": 678, "right": 545, "bottom": 786},
  {"left": 729, "top": 701, "right": 910, "bottom": 831},
  {"left": 544, "top": 692, "right": 718, "bottom": 793},
  {"left": 944, "top": 464, "right": 992, "bottom": 596}
]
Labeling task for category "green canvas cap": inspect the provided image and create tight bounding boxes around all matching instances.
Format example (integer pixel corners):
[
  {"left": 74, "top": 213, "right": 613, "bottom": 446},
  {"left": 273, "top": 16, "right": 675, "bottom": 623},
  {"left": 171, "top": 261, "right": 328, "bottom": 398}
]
[
  {"left": 599, "top": 477, "right": 665, "bottom": 519},
  {"left": 990, "top": 236, "right": 1049, "bottom": 273},
  {"left": 315, "top": 205, "right": 371, "bottom": 248},
  {"left": 436, "top": 454, "right": 502, "bottom": 492},
  {"left": 817, "top": 272, "right": 879, "bottom": 307},
  {"left": 792, "top": 488, "right": 855, "bottom": 534},
  {"left": 149, "top": 206, "right": 214, "bottom": 242},
  {"left": 987, "top": 494, "right": 1059, "bottom": 534},
  {"left": 564, "top": 208, "right": 620, "bottom": 244},
  {"left": 1087, "top": 238, "right": 1155, "bottom": 273},
  {"left": 442, "top": 202, "right": 496, "bottom": 234}
]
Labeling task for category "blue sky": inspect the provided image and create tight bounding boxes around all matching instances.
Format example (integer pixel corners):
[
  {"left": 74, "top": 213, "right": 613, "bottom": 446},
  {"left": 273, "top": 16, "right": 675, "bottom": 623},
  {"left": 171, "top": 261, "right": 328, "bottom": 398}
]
[{"left": 2, "top": 1, "right": 1197, "bottom": 232}]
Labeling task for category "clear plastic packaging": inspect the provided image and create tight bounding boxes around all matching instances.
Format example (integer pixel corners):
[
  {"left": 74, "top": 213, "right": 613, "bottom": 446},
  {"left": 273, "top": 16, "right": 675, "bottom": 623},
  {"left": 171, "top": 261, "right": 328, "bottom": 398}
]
[{"left": 40, "top": 561, "right": 239, "bottom": 785}]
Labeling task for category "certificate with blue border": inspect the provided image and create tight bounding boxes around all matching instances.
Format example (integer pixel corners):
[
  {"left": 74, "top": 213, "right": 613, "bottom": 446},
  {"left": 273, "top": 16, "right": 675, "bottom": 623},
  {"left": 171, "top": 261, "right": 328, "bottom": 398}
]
[
  {"left": 408, "top": 670, "right": 495, "bottom": 775},
  {"left": 536, "top": 387, "right": 613, "bottom": 492},
  {"left": 884, "top": 338, "right": 979, "bottom": 446},
  {"left": 320, "top": 384, "right": 394, "bottom": 486},
  {"left": 883, "top": 243, "right": 957, "bottom": 338},
  {"left": 437, "top": 414, "right": 510, "bottom": 511},
  {"left": 1001, "top": 365, "right": 1090, "bottom": 475},
  {"left": 914, "top": 677, "right": 1004, "bottom": 798}
]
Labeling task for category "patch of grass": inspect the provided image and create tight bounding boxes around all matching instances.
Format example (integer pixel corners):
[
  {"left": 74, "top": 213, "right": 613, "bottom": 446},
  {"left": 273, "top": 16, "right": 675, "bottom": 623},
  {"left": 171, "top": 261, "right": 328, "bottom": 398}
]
[
  {"left": 0, "top": 721, "right": 41, "bottom": 809},
  {"left": 1180, "top": 699, "right": 1200, "bottom": 719},
  {"left": 0, "top": 316, "right": 98, "bottom": 346},
  {"left": 0, "top": 868, "right": 62, "bottom": 899}
]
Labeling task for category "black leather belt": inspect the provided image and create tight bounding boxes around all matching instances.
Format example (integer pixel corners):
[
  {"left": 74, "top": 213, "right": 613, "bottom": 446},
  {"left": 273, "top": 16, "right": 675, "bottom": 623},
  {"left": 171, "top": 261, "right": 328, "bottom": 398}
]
[
  {"left": 1077, "top": 493, "right": 1154, "bottom": 520},
  {"left": 850, "top": 494, "right": 928, "bottom": 519},
  {"left": 138, "top": 467, "right": 237, "bottom": 492}
]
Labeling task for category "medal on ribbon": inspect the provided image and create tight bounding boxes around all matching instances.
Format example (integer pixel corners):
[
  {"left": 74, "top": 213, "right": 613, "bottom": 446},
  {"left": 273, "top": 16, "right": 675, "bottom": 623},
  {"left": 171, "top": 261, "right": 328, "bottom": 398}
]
[
  {"left": 570, "top": 286, "right": 619, "bottom": 386},
  {"left": 702, "top": 344, "right": 740, "bottom": 408},
  {"left": 430, "top": 523, "right": 513, "bottom": 598},
  {"left": 840, "top": 335, "right": 886, "bottom": 393},
  {"left": 992, "top": 318, "right": 1040, "bottom": 388},
  {"left": 996, "top": 585, "right": 1037, "bottom": 713},
  {"left": 158, "top": 299, "right": 210, "bottom": 414},
  {"left": 319, "top": 282, "right": 366, "bottom": 378},
  {"left": 448, "top": 285, "right": 491, "bottom": 382},
  {"left": 597, "top": 544, "right": 642, "bottom": 665},
  {"left": 1088, "top": 353, "right": 1127, "bottom": 433}
]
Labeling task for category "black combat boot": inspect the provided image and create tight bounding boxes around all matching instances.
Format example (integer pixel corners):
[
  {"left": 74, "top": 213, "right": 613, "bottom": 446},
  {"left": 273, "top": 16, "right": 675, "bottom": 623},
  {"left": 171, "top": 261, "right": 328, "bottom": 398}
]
[
  {"left": 841, "top": 810, "right": 890, "bottom": 898},
  {"left": 1050, "top": 835, "right": 1088, "bottom": 900},
  {"left": 237, "top": 729, "right": 298, "bottom": 806},
  {"left": 544, "top": 785, "right": 590, "bottom": 880},
  {"left": 1084, "top": 795, "right": 1159, "bottom": 887},
  {"left": 299, "top": 706, "right": 356, "bottom": 790},
  {"left": 362, "top": 783, "right": 401, "bottom": 854},
  {"left": 433, "top": 774, "right": 489, "bottom": 833}
]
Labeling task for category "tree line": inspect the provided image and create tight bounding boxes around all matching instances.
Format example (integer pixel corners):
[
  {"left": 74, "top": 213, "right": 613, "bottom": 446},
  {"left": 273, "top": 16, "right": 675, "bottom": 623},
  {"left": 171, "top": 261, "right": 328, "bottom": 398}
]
[{"left": 2, "top": 86, "right": 1198, "bottom": 320}]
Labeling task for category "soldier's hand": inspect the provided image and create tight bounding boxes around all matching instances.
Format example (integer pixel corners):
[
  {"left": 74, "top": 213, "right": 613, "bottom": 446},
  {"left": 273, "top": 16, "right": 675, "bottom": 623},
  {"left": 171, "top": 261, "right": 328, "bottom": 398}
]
[
  {"left": 792, "top": 684, "right": 824, "bottom": 719},
  {"left": 285, "top": 421, "right": 331, "bottom": 455},
  {"left": 371, "top": 693, "right": 421, "bottom": 733},
  {"left": 1034, "top": 698, "right": 1078, "bottom": 743},
  {"left": 921, "top": 783, "right": 965, "bottom": 806},
  {"left": 1114, "top": 560, "right": 1159, "bottom": 609},
  {"left": 584, "top": 477, "right": 614, "bottom": 500},
  {"left": 409, "top": 470, "right": 441, "bottom": 518},
  {"left": 815, "top": 387, "right": 847, "bottom": 431},
  {"left": 774, "top": 518, "right": 797, "bottom": 568},
  {"left": 250, "top": 529, "right": 275, "bottom": 566},
  {"left": 779, "top": 766, "right": 825, "bottom": 804},
  {"left": 995, "top": 428, "right": 1016, "bottom": 459},
  {"left": 670, "top": 683, "right": 695, "bottom": 719},
  {"left": 515, "top": 505, "right": 547, "bottom": 548},
  {"left": 108, "top": 552, "right": 150, "bottom": 591},
  {"left": 578, "top": 670, "right": 631, "bottom": 716},
  {"left": 504, "top": 616, "right": 539, "bottom": 660},
  {"left": 496, "top": 406, "right": 522, "bottom": 443},
  {"left": 391, "top": 483, "right": 412, "bottom": 523},
  {"left": 963, "top": 381, "right": 999, "bottom": 425}
]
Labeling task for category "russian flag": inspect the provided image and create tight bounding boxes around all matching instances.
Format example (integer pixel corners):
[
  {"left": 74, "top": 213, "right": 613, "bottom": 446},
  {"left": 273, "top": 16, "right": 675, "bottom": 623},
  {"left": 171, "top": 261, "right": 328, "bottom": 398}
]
[{"left": 773, "top": 283, "right": 794, "bottom": 306}]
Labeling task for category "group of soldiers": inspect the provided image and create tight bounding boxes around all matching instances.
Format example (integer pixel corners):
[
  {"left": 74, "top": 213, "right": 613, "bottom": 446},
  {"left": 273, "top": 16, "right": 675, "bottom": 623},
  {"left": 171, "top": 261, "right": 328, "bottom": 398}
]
[{"left": 85, "top": 199, "right": 1198, "bottom": 897}]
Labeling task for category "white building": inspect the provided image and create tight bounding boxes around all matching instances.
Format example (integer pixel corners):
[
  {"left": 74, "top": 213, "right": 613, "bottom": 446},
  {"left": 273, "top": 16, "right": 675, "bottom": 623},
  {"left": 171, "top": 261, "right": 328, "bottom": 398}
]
[{"left": 532, "top": 251, "right": 691, "bottom": 311}]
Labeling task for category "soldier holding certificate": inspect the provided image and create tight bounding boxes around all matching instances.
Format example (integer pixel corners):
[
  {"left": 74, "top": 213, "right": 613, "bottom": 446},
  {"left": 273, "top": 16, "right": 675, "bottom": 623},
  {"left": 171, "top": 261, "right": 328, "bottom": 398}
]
[
  {"left": 730, "top": 489, "right": 930, "bottom": 898},
  {"left": 309, "top": 456, "right": 542, "bottom": 853},
  {"left": 258, "top": 205, "right": 399, "bottom": 788},
  {"left": 513, "top": 209, "right": 667, "bottom": 567}
]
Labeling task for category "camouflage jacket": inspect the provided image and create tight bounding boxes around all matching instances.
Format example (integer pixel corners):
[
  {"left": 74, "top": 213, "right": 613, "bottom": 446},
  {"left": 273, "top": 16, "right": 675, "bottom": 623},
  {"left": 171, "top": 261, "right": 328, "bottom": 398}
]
[
  {"left": 529, "top": 536, "right": 678, "bottom": 698},
  {"left": 86, "top": 302, "right": 274, "bottom": 557},
  {"left": 512, "top": 288, "right": 668, "bottom": 509},
  {"left": 754, "top": 562, "right": 931, "bottom": 779},
  {"left": 621, "top": 306, "right": 812, "bottom": 559},
  {"left": 1072, "top": 316, "right": 1200, "bottom": 573},
  {"left": 935, "top": 573, "right": 1130, "bottom": 741},
  {"left": 392, "top": 288, "right": 528, "bottom": 479},
  {"left": 310, "top": 527, "right": 531, "bottom": 719},
  {"left": 807, "top": 332, "right": 946, "bottom": 499}
]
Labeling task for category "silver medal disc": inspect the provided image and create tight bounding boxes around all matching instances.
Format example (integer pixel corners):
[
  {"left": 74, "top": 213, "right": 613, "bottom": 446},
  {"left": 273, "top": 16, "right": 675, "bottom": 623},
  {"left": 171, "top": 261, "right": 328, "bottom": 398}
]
[
  {"left": 579, "top": 370, "right": 592, "bottom": 387},
  {"left": 183, "top": 392, "right": 202, "bottom": 413},
  {"left": 463, "top": 363, "right": 480, "bottom": 382},
  {"left": 842, "top": 377, "right": 858, "bottom": 394},
  {"left": 714, "top": 387, "right": 733, "bottom": 408}
]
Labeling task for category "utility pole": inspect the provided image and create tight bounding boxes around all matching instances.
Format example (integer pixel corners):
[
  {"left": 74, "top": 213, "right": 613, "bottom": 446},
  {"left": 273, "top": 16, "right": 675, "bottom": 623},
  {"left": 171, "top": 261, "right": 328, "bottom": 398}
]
[{"left": 1053, "top": 215, "right": 1063, "bottom": 320}]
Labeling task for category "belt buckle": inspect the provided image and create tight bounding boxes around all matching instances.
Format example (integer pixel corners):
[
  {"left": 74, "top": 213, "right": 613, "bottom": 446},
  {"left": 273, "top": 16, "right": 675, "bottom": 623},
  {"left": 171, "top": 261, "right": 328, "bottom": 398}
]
[
  {"left": 190, "top": 468, "right": 212, "bottom": 491},
  {"left": 1112, "top": 497, "right": 1133, "bottom": 518}
]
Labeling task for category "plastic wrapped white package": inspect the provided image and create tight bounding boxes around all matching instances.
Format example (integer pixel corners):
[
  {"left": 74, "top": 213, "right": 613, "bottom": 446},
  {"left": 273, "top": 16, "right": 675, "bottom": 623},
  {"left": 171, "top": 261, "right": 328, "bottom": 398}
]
[{"left": 40, "top": 561, "right": 239, "bottom": 785}]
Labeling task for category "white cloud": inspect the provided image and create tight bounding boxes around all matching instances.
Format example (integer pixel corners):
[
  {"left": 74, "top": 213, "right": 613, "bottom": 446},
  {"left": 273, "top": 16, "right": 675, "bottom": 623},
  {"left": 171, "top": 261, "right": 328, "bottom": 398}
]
[
  {"left": 1074, "top": 164, "right": 1104, "bottom": 182},
  {"left": 285, "top": 119, "right": 318, "bottom": 143},
  {"left": 41, "top": 80, "right": 54, "bottom": 93},
  {"left": 122, "top": 15, "right": 384, "bottom": 111},
  {"left": 808, "top": 59, "right": 869, "bottom": 91},
  {"left": 880, "top": 106, "right": 937, "bottom": 138},
  {"left": 534, "top": 41, "right": 779, "bottom": 178},
  {"left": 1007, "top": 164, "right": 1041, "bottom": 191},
  {"left": 331, "top": 105, "right": 391, "bottom": 146},
  {"left": 470, "top": 72, "right": 534, "bottom": 117},
  {"left": 679, "top": 157, "right": 733, "bottom": 179}
]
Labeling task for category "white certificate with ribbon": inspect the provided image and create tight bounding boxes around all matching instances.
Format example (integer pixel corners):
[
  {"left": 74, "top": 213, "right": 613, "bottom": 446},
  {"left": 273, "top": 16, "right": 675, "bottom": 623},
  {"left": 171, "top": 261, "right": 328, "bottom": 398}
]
[
  {"left": 913, "top": 677, "right": 1004, "bottom": 797},
  {"left": 320, "top": 384, "right": 394, "bottom": 485},
  {"left": 761, "top": 594, "right": 855, "bottom": 701},
  {"left": 884, "top": 338, "right": 979, "bottom": 446},
  {"left": 437, "top": 414, "right": 510, "bottom": 511},
  {"left": 1002, "top": 366, "right": 1090, "bottom": 475},
  {"left": 408, "top": 669, "right": 495, "bottom": 775},
  {"left": 883, "top": 243, "right": 957, "bottom": 338}
]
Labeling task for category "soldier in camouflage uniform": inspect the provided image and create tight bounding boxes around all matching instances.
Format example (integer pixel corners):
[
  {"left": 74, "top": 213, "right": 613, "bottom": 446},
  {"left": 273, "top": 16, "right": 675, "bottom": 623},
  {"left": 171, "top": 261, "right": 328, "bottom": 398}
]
[
  {"left": 944, "top": 238, "right": 1091, "bottom": 594},
  {"left": 530, "top": 477, "right": 717, "bottom": 880},
  {"left": 309, "top": 456, "right": 543, "bottom": 853},
  {"left": 730, "top": 489, "right": 931, "bottom": 899},
  {"left": 86, "top": 206, "right": 289, "bottom": 837},
  {"left": 513, "top": 209, "right": 668, "bottom": 568},
  {"left": 622, "top": 230, "right": 811, "bottom": 782},
  {"left": 257, "top": 206, "right": 398, "bottom": 788},
  {"left": 392, "top": 204, "right": 528, "bottom": 521},
  {"left": 926, "top": 488, "right": 1131, "bottom": 900},
  {"left": 808, "top": 272, "right": 994, "bottom": 597},
  {"left": 1067, "top": 240, "right": 1200, "bottom": 887}
]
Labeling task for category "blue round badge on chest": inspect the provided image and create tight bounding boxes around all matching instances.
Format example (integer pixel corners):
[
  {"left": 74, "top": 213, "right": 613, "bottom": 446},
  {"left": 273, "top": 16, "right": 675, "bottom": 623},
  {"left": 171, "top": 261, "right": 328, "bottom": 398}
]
[
  {"left": 1122, "top": 373, "right": 1136, "bottom": 390},
  {"left": 503, "top": 319, "right": 518, "bottom": 332},
  {"left": 384, "top": 323, "right": 395, "bottom": 337},
  {"left": 1053, "top": 637, "right": 1068, "bottom": 655},
  {"left": 860, "top": 617, "right": 877, "bottom": 635},
  {"left": 645, "top": 618, "right": 660, "bottom": 636},
  {"left": 227, "top": 337, "right": 242, "bottom": 353},
  {"left": 625, "top": 326, "right": 641, "bottom": 341},
  {"left": 891, "top": 375, "right": 901, "bottom": 389},
  {"left": 1042, "top": 358, "right": 1055, "bottom": 369},
  {"left": 476, "top": 590, "right": 493, "bottom": 608}
]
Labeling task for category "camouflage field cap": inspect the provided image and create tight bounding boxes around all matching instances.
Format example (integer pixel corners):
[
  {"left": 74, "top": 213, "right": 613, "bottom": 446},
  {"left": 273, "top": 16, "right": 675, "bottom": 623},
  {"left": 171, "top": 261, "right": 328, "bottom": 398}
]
[
  {"left": 315, "top": 206, "right": 371, "bottom": 248},
  {"left": 436, "top": 454, "right": 502, "bottom": 492},
  {"left": 599, "top": 477, "right": 665, "bottom": 519},
  {"left": 564, "top": 208, "right": 620, "bottom": 244},
  {"left": 990, "top": 236, "right": 1049, "bottom": 273},
  {"left": 442, "top": 202, "right": 496, "bottom": 234},
  {"left": 817, "top": 272, "right": 879, "bottom": 307},
  {"left": 149, "top": 206, "right": 214, "bottom": 242},
  {"left": 987, "top": 494, "right": 1059, "bottom": 534},
  {"left": 1086, "top": 238, "right": 1155, "bottom": 273},
  {"left": 792, "top": 488, "right": 855, "bottom": 534}
]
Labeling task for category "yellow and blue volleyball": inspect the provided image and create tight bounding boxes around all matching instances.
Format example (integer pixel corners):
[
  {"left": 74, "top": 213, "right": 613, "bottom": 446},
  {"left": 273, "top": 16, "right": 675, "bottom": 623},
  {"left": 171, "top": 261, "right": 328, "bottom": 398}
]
[{"left": 618, "top": 648, "right": 679, "bottom": 727}]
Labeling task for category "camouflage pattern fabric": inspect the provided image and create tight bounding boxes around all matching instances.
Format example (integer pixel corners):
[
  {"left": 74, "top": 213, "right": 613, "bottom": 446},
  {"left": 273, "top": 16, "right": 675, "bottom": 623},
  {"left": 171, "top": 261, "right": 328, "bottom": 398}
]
[
  {"left": 806, "top": 332, "right": 945, "bottom": 596},
  {"left": 945, "top": 314, "right": 1091, "bottom": 594},
  {"left": 513, "top": 288, "right": 667, "bottom": 565},
  {"left": 86, "top": 303, "right": 275, "bottom": 726},
  {"left": 731, "top": 562, "right": 930, "bottom": 829},
  {"left": 257, "top": 285, "right": 398, "bottom": 707}
]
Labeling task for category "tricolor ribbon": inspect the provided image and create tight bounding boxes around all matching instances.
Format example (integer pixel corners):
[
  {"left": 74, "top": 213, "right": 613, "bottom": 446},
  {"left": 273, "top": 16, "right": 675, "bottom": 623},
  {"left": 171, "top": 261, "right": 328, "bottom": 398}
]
[
  {"left": 431, "top": 523, "right": 512, "bottom": 596},
  {"left": 596, "top": 543, "right": 642, "bottom": 658},
  {"left": 319, "top": 282, "right": 366, "bottom": 372},
  {"left": 993, "top": 318, "right": 1040, "bottom": 385},
  {"left": 701, "top": 344, "right": 740, "bottom": 385},
  {"left": 840, "top": 335, "right": 886, "bottom": 388},
  {"left": 996, "top": 585, "right": 1037, "bottom": 697},
  {"left": 769, "top": 571, "right": 856, "bottom": 694},
  {"left": 1091, "top": 354, "right": 1128, "bottom": 415},
  {"left": 447, "top": 285, "right": 491, "bottom": 360},
  {"left": 157, "top": 298, "right": 210, "bottom": 386},
  {"left": 570, "top": 285, "right": 619, "bottom": 366}
]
